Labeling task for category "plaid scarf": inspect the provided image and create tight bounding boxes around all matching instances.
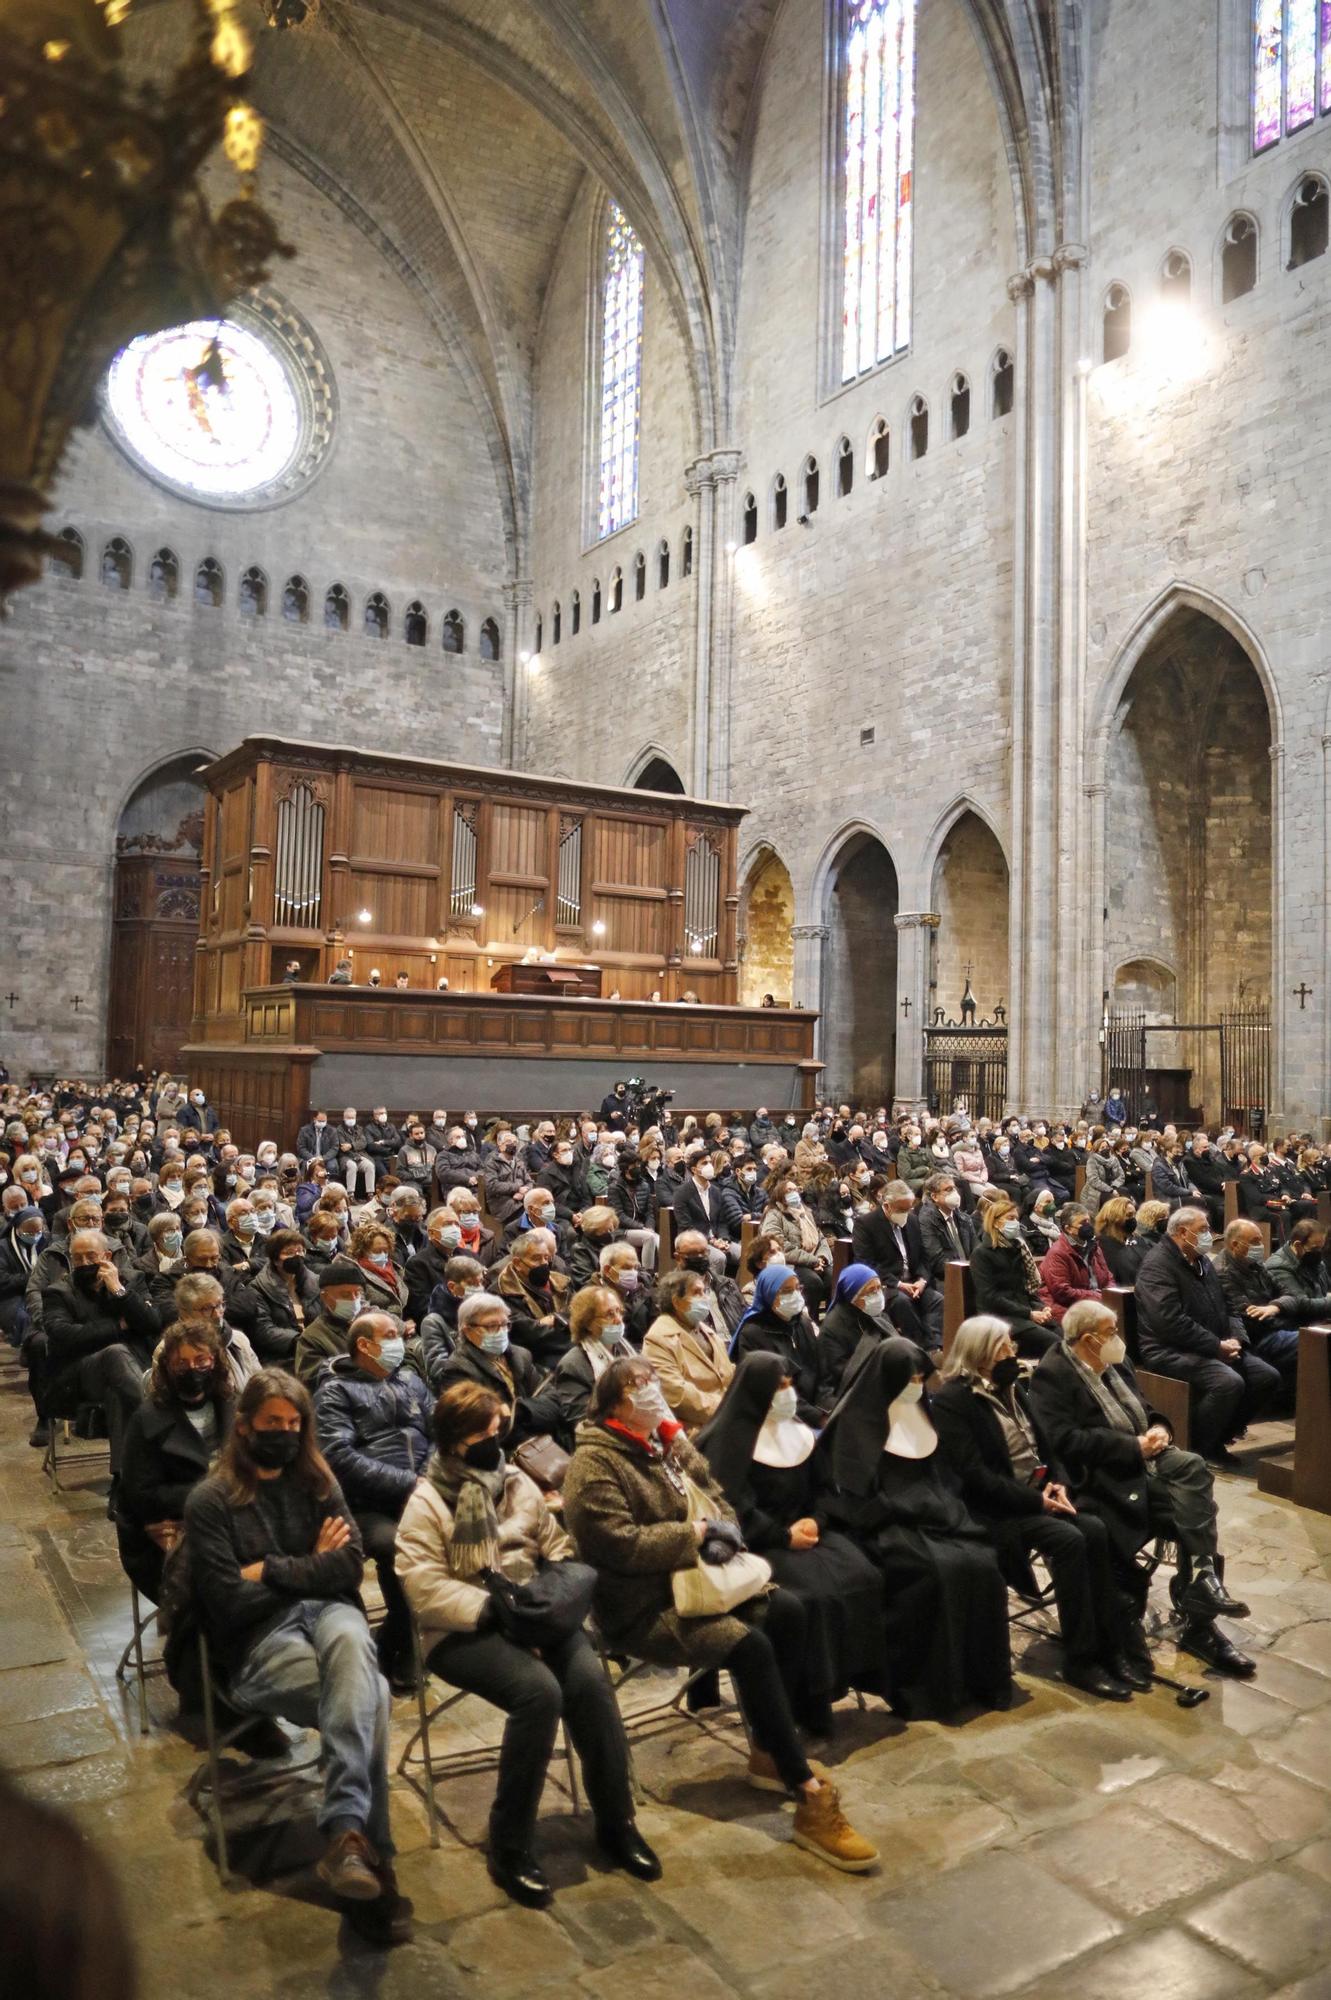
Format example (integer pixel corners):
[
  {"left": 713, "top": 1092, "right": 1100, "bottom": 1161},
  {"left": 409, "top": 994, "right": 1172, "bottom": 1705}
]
[{"left": 427, "top": 1449, "right": 505, "bottom": 1578}]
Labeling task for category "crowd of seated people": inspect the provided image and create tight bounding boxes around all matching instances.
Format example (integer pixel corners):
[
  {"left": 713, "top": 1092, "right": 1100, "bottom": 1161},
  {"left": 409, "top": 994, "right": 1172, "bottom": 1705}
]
[{"left": 3, "top": 1073, "right": 1326, "bottom": 1945}]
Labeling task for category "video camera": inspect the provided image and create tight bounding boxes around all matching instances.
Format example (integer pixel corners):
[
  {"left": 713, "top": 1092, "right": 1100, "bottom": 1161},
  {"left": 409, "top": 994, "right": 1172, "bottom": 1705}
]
[{"left": 622, "top": 1075, "right": 674, "bottom": 1126}]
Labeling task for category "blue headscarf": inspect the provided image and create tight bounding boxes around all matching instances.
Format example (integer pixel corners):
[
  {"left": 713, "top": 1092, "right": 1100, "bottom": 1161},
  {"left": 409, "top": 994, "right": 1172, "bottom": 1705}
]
[
  {"left": 730, "top": 1261, "right": 799, "bottom": 1355},
  {"left": 832, "top": 1262, "right": 879, "bottom": 1308}
]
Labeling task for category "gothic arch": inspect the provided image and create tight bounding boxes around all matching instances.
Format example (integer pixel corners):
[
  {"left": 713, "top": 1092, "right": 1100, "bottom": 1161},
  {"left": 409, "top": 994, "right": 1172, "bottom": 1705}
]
[
  {"left": 623, "top": 743, "right": 686, "bottom": 792},
  {"left": 913, "top": 793, "right": 1009, "bottom": 909},
  {"left": 805, "top": 818, "right": 898, "bottom": 928}
]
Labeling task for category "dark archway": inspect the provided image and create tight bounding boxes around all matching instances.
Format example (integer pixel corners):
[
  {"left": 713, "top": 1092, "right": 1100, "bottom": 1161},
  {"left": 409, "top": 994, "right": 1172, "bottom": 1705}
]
[
  {"left": 823, "top": 833, "right": 899, "bottom": 1102},
  {"left": 1106, "top": 608, "right": 1272, "bottom": 1120},
  {"left": 930, "top": 809, "right": 1009, "bottom": 1022},
  {"left": 633, "top": 756, "right": 685, "bottom": 795},
  {"left": 107, "top": 756, "right": 209, "bottom": 1077}
]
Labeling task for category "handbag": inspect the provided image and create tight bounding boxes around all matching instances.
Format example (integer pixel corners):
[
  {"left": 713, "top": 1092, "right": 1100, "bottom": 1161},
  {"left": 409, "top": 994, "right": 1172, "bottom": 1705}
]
[
  {"left": 483, "top": 1560, "right": 597, "bottom": 1648},
  {"left": 512, "top": 1433, "right": 571, "bottom": 1492},
  {"left": 671, "top": 1550, "right": 772, "bottom": 1618}
]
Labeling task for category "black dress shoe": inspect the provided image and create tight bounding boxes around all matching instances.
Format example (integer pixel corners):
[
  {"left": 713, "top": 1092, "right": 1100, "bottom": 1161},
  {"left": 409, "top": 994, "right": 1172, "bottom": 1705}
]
[
  {"left": 28, "top": 1419, "right": 50, "bottom": 1448},
  {"left": 596, "top": 1822, "right": 663, "bottom": 1882},
  {"left": 1180, "top": 1568, "right": 1250, "bottom": 1621},
  {"left": 1062, "top": 1664, "right": 1133, "bottom": 1702},
  {"left": 488, "top": 1850, "right": 553, "bottom": 1909},
  {"left": 1109, "top": 1651, "right": 1154, "bottom": 1693},
  {"left": 1206, "top": 1446, "right": 1243, "bottom": 1470},
  {"left": 343, "top": 1882, "right": 414, "bottom": 1949},
  {"left": 1179, "top": 1620, "right": 1257, "bottom": 1678}
]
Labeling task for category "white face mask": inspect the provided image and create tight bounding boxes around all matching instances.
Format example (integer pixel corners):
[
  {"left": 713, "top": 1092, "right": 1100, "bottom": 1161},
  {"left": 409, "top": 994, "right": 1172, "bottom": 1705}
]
[
  {"left": 859, "top": 1288, "right": 886, "bottom": 1317},
  {"left": 698, "top": 1163, "right": 714, "bottom": 1181},
  {"left": 1097, "top": 1333, "right": 1127, "bottom": 1368},
  {"left": 770, "top": 1386, "right": 800, "bottom": 1422},
  {"left": 774, "top": 1290, "right": 803, "bottom": 1321},
  {"left": 784, "top": 1190, "right": 802, "bottom": 1209}
]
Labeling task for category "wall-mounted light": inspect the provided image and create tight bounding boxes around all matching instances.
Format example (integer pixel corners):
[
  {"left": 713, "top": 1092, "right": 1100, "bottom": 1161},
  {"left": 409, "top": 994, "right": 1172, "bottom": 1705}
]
[
  {"left": 357, "top": 909, "right": 373, "bottom": 925},
  {"left": 470, "top": 902, "right": 485, "bottom": 918},
  {"left": 591, "top": 919, "right": 606, "bottom": 937},
  {"left": 724, "top": 540, "right": 738, "bottom": 555},
  {"left": 519, "top": 649, "right": 531, "bottom": 664}
]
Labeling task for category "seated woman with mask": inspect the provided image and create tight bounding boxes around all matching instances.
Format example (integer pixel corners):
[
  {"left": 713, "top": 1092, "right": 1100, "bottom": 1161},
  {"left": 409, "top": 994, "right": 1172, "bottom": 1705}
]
[
  {"left": 562, "top": 1354, "right": 878, "bottom": 1873},
  {"left": 730, "top": 1265, "right": 822, "bottom": 1424},
  {"left": 932, "top": 1317, "right": 1143, "bottom": 1701},
  {"left": 816, "top": 1263, "right": 891, "bottom": 1405},
  {"left": 697, "top": 1354, "right": 888, "bottom": 1733},
  {"left": 1094, "top": 1196, "right": 1145, "bottom": 1286},
  {"left": 549, "top": 1284, "right": 633, "bottom": 1432},
  {"left": 968, "top": 1196, "right": 1059, "bottom": 1357},
  {"left": 817, "top": 1337, "right": 1012, "bottom": 1720},
  {"left": 396, "top": 1381, "right": 656, "bottom": 1910}
]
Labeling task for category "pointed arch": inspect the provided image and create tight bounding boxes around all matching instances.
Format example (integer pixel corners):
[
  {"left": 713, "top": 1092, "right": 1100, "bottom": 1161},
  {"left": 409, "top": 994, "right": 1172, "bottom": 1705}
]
[
  {"left": 624, "top": 744, "right": 686, "bottom": 793},
  {"left": 913, "top": 792, "right": 1009, "bottom": 908}
]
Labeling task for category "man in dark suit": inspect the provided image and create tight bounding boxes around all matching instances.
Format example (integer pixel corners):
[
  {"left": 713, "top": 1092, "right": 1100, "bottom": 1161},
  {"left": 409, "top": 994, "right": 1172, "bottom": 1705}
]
[
  {"left": 671, "top": 1149, "right": 737, "bottom": 1246},
  {"left": 1135, "top": 1207, "right": 1282, "bottom": 1463},
  {"left": 850, "top": 1180, "right": 943, "bottom": 1348},
  {"left": 296, "top": 1110, "right": 340, "bottom": 1168},
  {"left": 917, "top": 1173, "right": 977, "bottom": 1284}
]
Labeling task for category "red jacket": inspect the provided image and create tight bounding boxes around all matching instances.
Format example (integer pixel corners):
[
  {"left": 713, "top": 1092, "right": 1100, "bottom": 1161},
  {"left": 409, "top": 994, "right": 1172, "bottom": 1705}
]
[{"left": 1039, "top": 1233, "right": 1113, "bottom": 1322}]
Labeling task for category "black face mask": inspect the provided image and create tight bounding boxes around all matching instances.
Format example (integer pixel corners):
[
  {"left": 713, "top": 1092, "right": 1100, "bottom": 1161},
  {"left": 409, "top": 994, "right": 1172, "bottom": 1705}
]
[
  {"left": 990, "top": 1354, "right": 1022, "bottom": 1391},
  {"left": 174, "top": 1367, "right": 213, "bottom": 1405},
  {"left": 281, "top": 1256, "right": 307, "bottom": 1279},
  {"left": 678, "top": 1253, "right": 710, "bottom": 1274},
  {"left": 1300, "top": 1250, "right": 1324, "bottom": 1267},
  {"left": 105, "top": 1213, "right": 129, "bottom": 1233},
  {"left": 248, "top": 1429, "right": 301, "bottom": 1470},
  {"left": 1077, "top": 1224, "right": 1095, "bottom": 1248},
  {"left": 525, "top": 1263, "right": 551, "bottom": 1287},
  {"left": 73, "top": 1266, "right": 100, "bottom": 1291},
  {"left": 463, "top": 1435, "right": 503, "bottom": 1471},
  {"left": 1122, "top": 1218, "right": 1137, "bottom": 1235}
]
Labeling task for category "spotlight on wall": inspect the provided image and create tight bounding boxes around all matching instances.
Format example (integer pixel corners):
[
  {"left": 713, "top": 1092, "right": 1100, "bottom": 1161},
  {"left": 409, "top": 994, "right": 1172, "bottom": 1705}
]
[
  {"left": 1136, "top": 299, "right": 1212, "bottom": 387},
  {"left": 796, "top": 513, "right": 811, "bottom": 527},
  {"left": 357, "top": 909, "right": 373, "bottom": 925},
  {"left": 724, "top": 539, "right": 738, "bottom": 555},
  {"left": 1076, "top": 356, "right": 1094, "bottom": 376},
  {"left": 470, "top": 903, "right": 485, "bottom": 918},
  {"left": 591, "top": 919, "right": 606, "bottom": 936},
  {"left": 519, "top": 649, "right": 531, "bottom": 664}
]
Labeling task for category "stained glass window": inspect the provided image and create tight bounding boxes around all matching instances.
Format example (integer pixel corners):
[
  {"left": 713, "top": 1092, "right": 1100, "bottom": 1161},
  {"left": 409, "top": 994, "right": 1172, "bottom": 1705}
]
[
  {"left": 1253, "top": 0, "right": 1331, "bottom": 150},
  {"left": 105, "top": 320, "right": 302, "bottom": 502},
  {"left": 598, "top": 203, "right": 644, "bottom": 540},
  {"left": 842, "top": 0, "right": 915, "bottom": 384}
]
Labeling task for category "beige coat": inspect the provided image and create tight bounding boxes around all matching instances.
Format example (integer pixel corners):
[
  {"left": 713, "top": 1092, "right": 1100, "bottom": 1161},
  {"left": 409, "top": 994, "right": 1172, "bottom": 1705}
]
[
  {"left": 641, "top": 1309, "right": 733, "bottom": 1430},
  {"left": 395, "top": 1463, "right": 571, "bottom": 1647}
]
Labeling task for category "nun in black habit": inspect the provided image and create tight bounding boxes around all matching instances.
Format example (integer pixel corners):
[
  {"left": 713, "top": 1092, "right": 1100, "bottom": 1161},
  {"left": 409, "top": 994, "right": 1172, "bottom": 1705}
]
[
  {"left": 697, "top": 1353, "right": 889, "bottom": 1733},
  {"left": 817, "top": 1336, "right": 1012, "bottom": 1721}
]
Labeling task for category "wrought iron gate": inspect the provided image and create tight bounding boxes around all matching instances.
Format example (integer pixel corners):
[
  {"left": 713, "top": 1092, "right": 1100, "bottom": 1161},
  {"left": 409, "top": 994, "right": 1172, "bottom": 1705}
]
[
  {"left": 1219, "top": 1006, "right": 1270, "bottom": 1135},
  {"left": 923, "top": 1027, "right": 1009, "bottom": 1124},
  {"left": 1102, "top": 1007, "right": 1146, "bottom": 1109}
]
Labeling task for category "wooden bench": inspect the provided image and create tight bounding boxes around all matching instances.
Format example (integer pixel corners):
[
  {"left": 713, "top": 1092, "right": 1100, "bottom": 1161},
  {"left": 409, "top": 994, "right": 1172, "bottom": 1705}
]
[
  {"left": 657, "top": 1205, "right": 675, "bottom": 1276},
  {"left": 1104, "top": 1285, "right": 1192, "bottom": 1451},
  {"left": 941, "top": 1261, "right": 976, "bottom": 1361},
  {"left": 832, "top": 1236, "right": 853, "bottom": 1283},
  {"left": 739, "top": 1217, "right": 758, "bottom": 1268},
  {"left": 1258, "top": 1323, "right": 1329, "bottom": 1514},
  {"left": 1224, "top": 1178, "right": 1274, "bottom": 1251}
]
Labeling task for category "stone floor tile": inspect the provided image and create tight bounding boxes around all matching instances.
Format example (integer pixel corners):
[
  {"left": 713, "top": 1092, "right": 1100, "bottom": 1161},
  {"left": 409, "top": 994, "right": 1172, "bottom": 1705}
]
[
  {"left": 1185, "top": 1867, "right": 1331, "bottom": 1982},
  {"left": 1025, "top": 1802, "right": 1241, "bottom": 1918},
  {"left": 1256, "top": 1709, "right": 1331, "bottom": 1792},
  {"left": 870, "top": 1849, "right": 1122, "bottom": 1998},
  {"left": 447, "top": 1902, "right": 591, "bottom": 1993},
  {"left": 577, "top": 1942, "right": 740, "bottom": 2000},
  {"left": 1269, "top": 1971, "right": 1331, "bottom": 2000},
  {"left": 1134, "top": 1773, "right": 1276, "bottom": 1862},
  {"left": 1271, "top": 1621, "right": 1331, "bottom": 1679},
  {"left": 1005, "top": 1925, "right": 1261, "bottom": 2000}
]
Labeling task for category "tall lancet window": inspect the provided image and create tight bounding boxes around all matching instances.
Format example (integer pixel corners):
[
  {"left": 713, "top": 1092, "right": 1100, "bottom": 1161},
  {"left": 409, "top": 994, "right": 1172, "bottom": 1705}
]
[
  {"left": 841, "top": 0, "right": 916, "bottom": 383},
  {"left": 1254, "top": 0, "right": 1331, "bottom": 151},
  {"left": 598, "top": 203, "right": 645, "bottom": 539}
]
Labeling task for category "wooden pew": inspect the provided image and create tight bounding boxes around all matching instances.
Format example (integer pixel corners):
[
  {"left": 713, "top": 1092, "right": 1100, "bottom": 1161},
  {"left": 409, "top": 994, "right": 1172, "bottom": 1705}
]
[
  {"left": 657, "top": 1205, "right": 675, "bottom": 1277},
  {"left": 1258, "top": 1324, "right": 1331, "bottom": 1515},
  {"left": 1224, "top": 1179, "right": 1273, "bottom": 1252},
  {"left": 1105, "top": 1285, "right": 1192, "bottom": 1451},
  {"left": 739, "top": 1217, "right": 758, "bottom": 1269},
  {"left": 1317, "top": 1193, "right": 1331, "bottom": 1231},
  {"left": 1074, "top": 1165, "right": 1086, "bottom": 1204},
  {"left": 832, "top": 1237, "right": 853, "bottom": 1283},
  {"left": 941, "top": 1261, "right": 976, "bottom": 1362}
]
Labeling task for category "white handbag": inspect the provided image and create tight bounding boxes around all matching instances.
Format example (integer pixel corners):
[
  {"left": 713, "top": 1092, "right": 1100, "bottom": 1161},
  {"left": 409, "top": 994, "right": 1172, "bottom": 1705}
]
[{"left": 671, "top": 1550, "right": 772, "bottom": 1618}]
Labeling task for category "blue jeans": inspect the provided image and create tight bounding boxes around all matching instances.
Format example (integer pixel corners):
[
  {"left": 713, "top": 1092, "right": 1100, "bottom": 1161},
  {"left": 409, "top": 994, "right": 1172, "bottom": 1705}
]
[{"left": 227, "top": 1600, "right": 393, "bottom": 1855}]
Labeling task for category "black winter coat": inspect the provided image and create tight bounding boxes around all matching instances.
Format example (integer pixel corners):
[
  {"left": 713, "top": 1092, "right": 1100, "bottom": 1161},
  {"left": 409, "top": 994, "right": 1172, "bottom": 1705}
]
[
  {"left": 1134, "top": 1237, "right": 1245, "bottom": 1365},
  {"left": 312, "top": 1355, "right": 434, "bottom": 1515}
]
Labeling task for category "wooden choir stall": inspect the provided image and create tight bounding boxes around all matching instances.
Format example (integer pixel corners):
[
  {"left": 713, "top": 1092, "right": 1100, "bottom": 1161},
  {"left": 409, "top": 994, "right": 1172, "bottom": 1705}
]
[{"left": 182, "top": 737, "right": 818, "bottom": 1143}]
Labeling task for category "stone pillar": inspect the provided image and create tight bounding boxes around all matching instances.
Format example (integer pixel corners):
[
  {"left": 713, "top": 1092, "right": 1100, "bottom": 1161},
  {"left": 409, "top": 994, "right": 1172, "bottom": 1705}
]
[
  {"left": 684, "top": 447, "right": 743, "bottom": 798},
  {"left": 502, "top": 577, "right": 532, "bottom": 770},
  {"left": 893, "top": 911, "right": 939, "bottom": 1113},
  {"left": 1007, "top": 245, "right": 1089, "bottom": 1117},
  {"left": 790, "top": 923, "right": 828, "bottom": 1050}
]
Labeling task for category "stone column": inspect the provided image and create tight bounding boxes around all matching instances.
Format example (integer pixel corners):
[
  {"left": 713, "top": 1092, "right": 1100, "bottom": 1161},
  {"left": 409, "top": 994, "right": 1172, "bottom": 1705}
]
[
  {"left": 502, "top": 577, "right": 532, "bottom": 770},
  {"left": 791, "top": 923, "right": 828, "bottom": 1051},
  {"left": 893, "top": 911, "right": 939, "bottom": 1114},
  {"left": 684, "top": 447, "right": 743, "bottom": 798}
]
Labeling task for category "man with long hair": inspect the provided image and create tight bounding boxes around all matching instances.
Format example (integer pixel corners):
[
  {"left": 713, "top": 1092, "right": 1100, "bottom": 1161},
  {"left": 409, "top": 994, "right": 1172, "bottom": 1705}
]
[{"left": 184, "top": 1367, "right": 409, "bottom": 1946}]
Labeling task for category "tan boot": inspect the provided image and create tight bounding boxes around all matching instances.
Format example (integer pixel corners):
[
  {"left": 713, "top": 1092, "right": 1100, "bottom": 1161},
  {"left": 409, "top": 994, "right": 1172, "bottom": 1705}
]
[
  {"left": 747, "top": 1749, "right": 830, "bottom": 1793},
  {"left": 791, "top": 1782, "right": 879, "bottom": 1873}
]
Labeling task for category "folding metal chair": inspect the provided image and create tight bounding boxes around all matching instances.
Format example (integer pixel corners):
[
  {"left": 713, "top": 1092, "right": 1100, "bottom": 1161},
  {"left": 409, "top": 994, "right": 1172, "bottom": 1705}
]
[
  {"left": 42, "top": 1408, "right": 112, "bottom": 1492},
  {"left": 398, "top": 1615, "right": 582, "bottom": 1849},
  {"left": 185, "top": 1631, "right": 317, "bottom": 1887},
  {"left": 114, "top": 1581, "right": 168, "bottom": 1735}
]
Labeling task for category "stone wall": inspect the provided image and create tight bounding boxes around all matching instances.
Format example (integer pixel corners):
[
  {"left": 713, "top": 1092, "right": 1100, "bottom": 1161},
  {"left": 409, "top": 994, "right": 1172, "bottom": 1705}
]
[
  {"left": 740, "top": 850, "right": 796, "bottom": 1006},
  {"left": 0, "top": 155, "right": 508, "bottom": 1078},
  {"left": 931, "top": 812, "right": 1010, "bottom": 1025}
]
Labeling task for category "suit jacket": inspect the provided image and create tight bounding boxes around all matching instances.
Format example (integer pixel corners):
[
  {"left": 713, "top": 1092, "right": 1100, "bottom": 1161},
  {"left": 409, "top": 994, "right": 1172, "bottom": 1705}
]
[
  {"left": 917, "top": 1201, "right": 976, "bottom": 1284},
  {"left": 850, "top": 1206, "right": 929, "bottom": 1291},
  {"left": 296, "top": 1122, "right": 339, "bottom": 1164},
  {"left": 1026, "top": 1343, "right": 1164, "bottom": 1557},
  {"left": 931, "top": 1376, "right": 1052, "bottom": 1525},
  {"left": 671, "top": 1176, "right": 732, "bottom": 1241}
]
